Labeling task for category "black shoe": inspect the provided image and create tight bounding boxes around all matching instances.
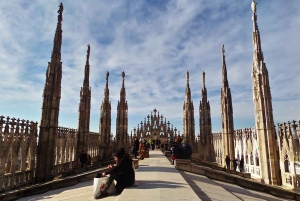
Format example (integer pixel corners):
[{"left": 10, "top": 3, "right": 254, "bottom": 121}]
[{"left": 96, "top": 192, "right": 108, "bottom": 199}]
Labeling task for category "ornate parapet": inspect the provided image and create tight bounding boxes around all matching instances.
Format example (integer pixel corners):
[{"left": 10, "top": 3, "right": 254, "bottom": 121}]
[
  {"left": 88, "top": 132, "right": 102, "bottom": 161},
  {"left": 0, "top": 115, "right": 38, "bottom": 192},
  {"left": 278, "top": 120, "right": 300, "bottom": 189},
  {"left": 212, "top": 127, "right": 261, "bottom": 177},
  {"left": 212, "top": 132, "right": 222, "bottom": 164},
  {"left": 53, "top": 127, "right": 76, "bottom": 175}
]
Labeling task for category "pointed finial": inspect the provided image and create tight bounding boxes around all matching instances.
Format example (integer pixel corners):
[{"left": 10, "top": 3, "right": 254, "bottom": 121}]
[
  {"left": 87, "top": 44, "right": 90, "bottom": 61},
  {"left": 202, "top": 71, "right": 205, "bottom": 87},
  {"left": 106, "top": 71, "right": 109, "bottom": 81},
  {"left": 222, "top": 44, "right": 225, "bottom": 56},
  {"left": 186, "top": 71, "right": 189, "bottom": 83},
  {"left": 58, "top": 3, "right": 64, "bottom": 22},
  {"left": 251, "top": 1, "right": 257, "bottom": 14},
  {"left": 122, "top": 71, "right": 125, "bottom": 79}
]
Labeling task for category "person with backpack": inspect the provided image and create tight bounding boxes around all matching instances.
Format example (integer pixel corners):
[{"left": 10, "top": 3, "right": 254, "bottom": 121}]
[
  {"left": 170, "top": 142, "right": 182, "bottom": 164},
  {"left": 181, "top": 140, "right": 192, "bottom": 159},
  {"left": 132, "top": 137, "right": 139, "bottom": 159}
]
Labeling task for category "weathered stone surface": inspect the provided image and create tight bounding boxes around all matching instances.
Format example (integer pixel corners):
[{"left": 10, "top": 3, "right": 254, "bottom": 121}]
[{"left": 175, "top": 159, "right": 298, "bottom": 200}]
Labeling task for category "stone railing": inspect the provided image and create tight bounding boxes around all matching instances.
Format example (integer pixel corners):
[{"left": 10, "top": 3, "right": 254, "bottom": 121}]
[
  {"left": 212, "top": 132, "right": 222, "bottom": 164},
  {"left": 0, "top": 116, "right": 38, "bottom": 192},
  {"left": 53, "top": 127, "right": 77, "bottom": 176},
  {"left": 89, "top": 132, "right": 102, "bottom": 162}
]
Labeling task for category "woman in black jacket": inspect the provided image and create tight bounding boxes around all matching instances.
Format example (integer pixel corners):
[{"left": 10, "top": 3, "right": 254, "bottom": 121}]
[{"left": 96, "top": 149, "right": 135, "bottom": 199}]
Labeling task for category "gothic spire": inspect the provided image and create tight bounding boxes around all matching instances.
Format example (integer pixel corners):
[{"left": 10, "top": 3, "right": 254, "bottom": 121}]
[
  {"left": 202, "top": 71, "right": 207, "bottom": 96},
  {"left": 104, "top": 71, "right": 109, "bottom": 102},
  {"left": 185, "top": 71, "right": 191, "bottom": 102},
  {"left": 120, "top": 71, "right": 126, "bottom": 102},
  {"left": 51, "top": 3, "right": 63, "bottom": 61},
  {"left": 83, "top": 44, "right": 90, "bottom": 87},
  {"left": 251, "top": 0, "right": 263, "bottom": 63},
  {"left": 222, "top": 45, "right": 228, "bottom": 87}
]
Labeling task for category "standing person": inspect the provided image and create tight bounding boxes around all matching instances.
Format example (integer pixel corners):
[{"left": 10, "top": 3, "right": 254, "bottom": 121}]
[
  {"left": 240, "top": 157, "right": 244, "bottom": 172},
  {"left": 233, "top": 158, "right": 238, "bottom": 171},
  {"left": 95, "top": 149, "right": 135, "bottom": 199},
  {"left": 170, "top": 142, "right": 181, "bottom": 164},
  {"left": 155, "top": 138, "right": 159, "bottom": 149},
  {"left": 164, "top": 139, "right": 169, "bottom": 150},
  {"left": 225, "top": 155, "right": 231, "bottom": 169},
  {"left": 80, "top": 150, "right": 87, "bottom": 168},
  {"left": 133, "top": 137, "right": 139, "bottom": 159}
]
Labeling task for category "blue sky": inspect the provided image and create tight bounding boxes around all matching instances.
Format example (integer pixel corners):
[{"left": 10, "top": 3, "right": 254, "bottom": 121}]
[{"left": 0, "top": 1, "right": 299, "bottom": 135}]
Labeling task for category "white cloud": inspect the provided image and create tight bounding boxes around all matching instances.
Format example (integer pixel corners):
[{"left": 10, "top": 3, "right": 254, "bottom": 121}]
[{"left": 0, "top": 0, "right": 299, "bottom": 136}]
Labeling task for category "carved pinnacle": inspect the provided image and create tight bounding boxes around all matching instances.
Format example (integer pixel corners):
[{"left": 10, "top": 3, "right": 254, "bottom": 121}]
[
  {"left": 186, "top": 71, "right": 189, "bottom": 83},
  {"left": 106, "top": 71, "right": 109, "bottom": 81},
  {"left": 202, "top": 71, "right": 205, "bottom": 87},
  {"left": 87, "top": 44, "right": 90, "bottom": 60},
  {"left": 58, "top": 3, "right": 64, "bottom": 22},
  {"left": 251, "top": 1, "right": 257, "bottom": 14},
  {"left": 222, "top": 44, "right": 225, "bottom": 56}
]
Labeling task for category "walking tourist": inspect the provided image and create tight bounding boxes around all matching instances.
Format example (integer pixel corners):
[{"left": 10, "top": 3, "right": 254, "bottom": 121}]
[
  {"left": 240, "top": 157, "right": 244, "bottom": 172},
  {"left": 133, "top": 137, "right": 139, "bottom": 159},
  {"left": 80, "top": 150, "right": 87, "bottom": 168},
  {"left": 225, "top": 155, "right": 231, "bottom": 169},
  {"left": 233, "top": 158, "right": 238, "bottom": 171}
]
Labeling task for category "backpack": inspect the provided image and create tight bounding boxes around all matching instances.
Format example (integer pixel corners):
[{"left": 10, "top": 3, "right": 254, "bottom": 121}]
[
  {"left": 182, "top": 145, "right": 192, "bottom": 159},
  {"left": 171, "top": 145, "right": 180, "bottom": 157}
]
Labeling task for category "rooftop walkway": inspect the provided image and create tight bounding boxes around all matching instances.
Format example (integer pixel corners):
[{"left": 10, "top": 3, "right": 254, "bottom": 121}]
[{"left": 16, "top": 150, "right": 291, "bottom": 201}]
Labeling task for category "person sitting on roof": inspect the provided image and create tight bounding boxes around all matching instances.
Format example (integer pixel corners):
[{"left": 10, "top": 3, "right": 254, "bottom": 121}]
[{"left": 95, "top": 148, "right": 135, "bottom": 199}]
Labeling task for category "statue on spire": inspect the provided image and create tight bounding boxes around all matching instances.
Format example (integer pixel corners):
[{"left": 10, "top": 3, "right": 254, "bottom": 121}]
[
  {"left": 87, "top": 44, "right": 90, "bottom": 60},
  {"left": 58, "top": 3, "right": 63, "bottom": 22},
  {"left": 186, "top": 71, "right": 189, "bottom": 83},
  {"left": 222, "top": 44, "right": 225, "bottom": 56},
  {"left": 202, "top": 71, "right": 205, "bottom": 87},
  {"left": 106, "top": 71, "right": 109, "bottom": 81},
  {"left": 122, "top": 71, "right": 125, "bottom": 79},
  {"left": 251, "top": 1, "right": 257, "bottom": 14}
]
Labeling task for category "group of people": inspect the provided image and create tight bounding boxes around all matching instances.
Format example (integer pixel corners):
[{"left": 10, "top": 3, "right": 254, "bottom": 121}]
[
  {"left": 148, "top": 138, "right": 161, "bottom": 150},
  {"left": 170, "top": 140, "right": 192, "bottom": 163},
  {"left": 225, "top": 155, "right": 244, "bottom": 172},
  {"left": 95, "top": 148, "right": 135, "bottom": 199},
  {"left": 131, "top": 137, "right": 164, "bottom": 159}
]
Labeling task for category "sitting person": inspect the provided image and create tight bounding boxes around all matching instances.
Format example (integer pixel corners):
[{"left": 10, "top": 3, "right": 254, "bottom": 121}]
[{"left": 95, "top": 149, "right": 135, "bottom": 199}]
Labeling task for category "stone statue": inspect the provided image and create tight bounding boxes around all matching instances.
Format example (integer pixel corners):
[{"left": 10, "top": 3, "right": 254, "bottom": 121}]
[
  {"left": 186, "top": 71, "right": 189, "bottom": 82},
  {"left": 202, "top": 71, "right": 205, "bottom": 86},
  {"left": 122, "top": 71, "right": 125, "bottom": 79},
  {"left": 106, "top": 71, "right": 109, "bottom": 81},
  {"left": 58, "top": 3, "right": 63, "bottom": 22},
  {"left": 251, "top": 1, "right": 257, "bottom": 13},
  {"left": 222, "top": 44, "right": 225, "bottom": 55},
  {"left": 87, "top": 44, "right": 90, "bottom": 60}
]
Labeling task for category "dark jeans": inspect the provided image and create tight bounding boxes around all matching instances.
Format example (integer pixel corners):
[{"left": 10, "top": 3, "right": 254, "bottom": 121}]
[
  {"left": 226, "top": 163, "right": 230, "bottom": 169},
  {"left": 133, "top": 148, "right": 138, "bottom": 159},
  {"left": 80, "top": 161, "right": 85, "bottom": 168},
  {"left": 95, "top": 173, "right": 124, "bottom": 194}
]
